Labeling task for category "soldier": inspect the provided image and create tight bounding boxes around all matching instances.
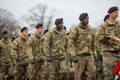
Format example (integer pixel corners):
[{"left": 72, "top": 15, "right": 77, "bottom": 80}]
[
  {"left": 26, "top": 23, "right": 47, "bottom": 80},
  {"left": 0, "top": 30, "right": 13, "bottom": 80},
  {"left": 44, "top": 18, "right": 68, "bottom": 80},
  {"left": 68, "top": 13, "right": 96, "bottom": 80},
  {"left": 96, "top": 6, "right": 120, "bottom": 80},
  {"left": 11, "top": 27, "right": 29, "bottom": 80},
  {"left": 95, "top": 14, "right": 110, "bottom": 80}
]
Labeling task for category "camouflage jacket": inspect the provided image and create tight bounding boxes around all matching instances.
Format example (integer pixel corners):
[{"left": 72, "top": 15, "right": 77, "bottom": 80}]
[
  {"left": 0, "top": 39, "right": 12, "bottom": 65},
  {"left": 96, "top": 20, "right": 120, "bottom": 52},
  {"left": 11, "top": 34, "right": 29, "bottom": 65},
  {"left": 44, "top": 27, "right": 68, "bottom": 59},
  {"left": 68, "top": 23, "right": 95, "bottom": 57},
  {"left": 27, "top": 32, "right": 45, "bottom": 62}
]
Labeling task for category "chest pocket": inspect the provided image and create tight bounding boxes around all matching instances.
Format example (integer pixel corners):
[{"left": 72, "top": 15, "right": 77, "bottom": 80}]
[
  {"left": 1, "top": 42, "right": 11, "bottom": 55},
  {"left": 32, "top": 37, "right": 42, "bottom": 54},
  {"left": 105, "top": 26, "right": 116, "bottom": 35}
]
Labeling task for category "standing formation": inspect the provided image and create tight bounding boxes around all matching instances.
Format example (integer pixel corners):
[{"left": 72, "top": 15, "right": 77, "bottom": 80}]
[{"left": 0, "top": 6, "right": 120, "bottom": 80}]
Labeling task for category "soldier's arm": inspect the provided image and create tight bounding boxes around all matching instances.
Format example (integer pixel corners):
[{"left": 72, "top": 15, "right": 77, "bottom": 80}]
[
  {"left": 106, "top": 35, "right": 120, "bottom": 47},
  {"left": 11, "top": 41, "right": 18, "bottom": 64},
  {"left": 0, "top": 41, "right": 2, "bottom": 56},
  {"left": 26, "top": 37, "right": 34, "bottom": 61},
  {"left": 44, "top": 32, "right": 51, "bottom": 57},
  {"left": 67, "top": 28, "right": 77, "bottom": 57},
  {"left": 91, "top": 32, "right": 97, "bottom": 55},
  {"left": 95, "top": 25, "right": 106, "bottom": 43}
]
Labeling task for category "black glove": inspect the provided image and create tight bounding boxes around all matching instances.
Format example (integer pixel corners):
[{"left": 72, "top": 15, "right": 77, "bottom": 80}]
[
  {"left": 15, "top": 55, "right": 19, "bottom": 61},
  {"left": 72, "top": 56, "right": 79, "bottom": 63},
  {"left": 103, "top": 34, "right": 110, "bottom": 40},
  {"left": 30, "top": 60, "right": 35, "bottom": 64},
  {"left": 46, "top": 57, "right": 53, "bottom": 62}
]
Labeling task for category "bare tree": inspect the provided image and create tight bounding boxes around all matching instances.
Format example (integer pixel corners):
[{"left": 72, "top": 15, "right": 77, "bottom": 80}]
[
  {"left": 0, "top": 8, "right": 20, "bottom": 39},
  {"left": 22, "top": 3, "right": 57, "bottom": 30}
]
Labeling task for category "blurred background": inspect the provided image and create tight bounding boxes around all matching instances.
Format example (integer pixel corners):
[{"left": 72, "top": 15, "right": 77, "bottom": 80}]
[{"left": 0, "top": 0, "right": 120, "bottom": 38}]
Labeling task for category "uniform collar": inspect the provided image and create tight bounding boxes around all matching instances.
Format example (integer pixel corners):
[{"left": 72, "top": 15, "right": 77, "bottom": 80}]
[
  {"left": 20, "top": 34, "right": 28, "bottom": 41},
  {"left": 35, "top": 31, "right": 43, "bottom": 38},
  {"left": 106, "top": 20, "right": 118, "bottom": 26},
  {"left": 78, "top": 23, "right": 89, "bottom": 29},
  {"left": 1, "top": 38, "right": 9, "bottom": 44}
]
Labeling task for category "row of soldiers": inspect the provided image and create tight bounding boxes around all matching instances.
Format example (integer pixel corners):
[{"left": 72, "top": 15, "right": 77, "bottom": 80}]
[{"left": 0, "top": 6, "right": 120, "bottom": 80}]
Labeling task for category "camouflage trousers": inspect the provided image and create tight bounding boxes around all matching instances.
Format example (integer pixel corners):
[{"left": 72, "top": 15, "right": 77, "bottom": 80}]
[
  {"left": 72, "top": 54, "right": 96, "bottom": 80},
  {"left": 102, "top": 51, "right": 120, "bottom": 80},
  {"left": 47, "top": 59, "right": 68, "bottom": 80},
  {"left": 0, "top": 64, "right": 14, "bottom": 80},
  {"left": 96, "top": 54, "right": 104, "bottom": 80},
  {"left": 26, "top": 61, "right": 47, "bottom": 80},
  {"left": 13, "top": 64, "right": 28, "bottom": 80}
]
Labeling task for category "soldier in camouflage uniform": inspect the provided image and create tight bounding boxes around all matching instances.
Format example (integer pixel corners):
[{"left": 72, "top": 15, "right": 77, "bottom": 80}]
[
  {"left": 0, "top": 30, "right": 13, "bottom": 80},
  {"left": 44, "top": 18, "right": 68, "bottom": 80},
  {"left": 68, "top": 13, "right": 96, "bottom": 80},
  {"left": 26, "top": 23, "right": 47, "bottom": 80},
  {"left": 11, "top": 27, "right": 29, "bottom": 80},
  {"left": 95, "top": 14, "right": 110, "bottom": 80},
  {"left": 96, "top": 6, "right": 120, "bottom": 80}
]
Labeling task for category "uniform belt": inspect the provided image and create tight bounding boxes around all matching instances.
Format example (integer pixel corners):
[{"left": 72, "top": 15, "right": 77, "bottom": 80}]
[
  {"left": 77, "top": 53, "right": 91, "bottom": 56},
  {"left": 103, "top": 50, "right": 119, "bottom": 53}
]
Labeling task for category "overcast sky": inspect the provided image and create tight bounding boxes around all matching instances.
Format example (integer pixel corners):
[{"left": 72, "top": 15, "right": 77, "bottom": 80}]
[{"left": 0, "top": 0, "right": 120, "bottom": 31}]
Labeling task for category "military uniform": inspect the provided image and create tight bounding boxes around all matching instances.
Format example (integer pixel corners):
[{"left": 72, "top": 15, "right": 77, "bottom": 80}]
[
  {"left": 68, "top": 23, "right": 96, "bottom": 80},
  {"left": 0, "top": 39, "right": 13, "bottom": 80},
  {"left": 26, "top": 31, "right": 47, "bottom": 80},
  {"left": 11, "top": 34, "right": 29, "bottom": 80},
  {"left": 95, "top": 27, "right": 104, "bottom": 80},
  {"left": 96, "top": 20, "right": 120, "bottom": 80},
  {"left": 44, "top": 27, "right": 68, "bottom": 80}
]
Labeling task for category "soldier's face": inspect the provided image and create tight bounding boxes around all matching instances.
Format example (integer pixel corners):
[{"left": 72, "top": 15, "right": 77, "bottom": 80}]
[
  {"left": 81, "top": 16, "right": 89, "bottom": 25},
  {"left": 37, "top": 27, "right": 44, "bottom": 33},
  {"left": 57, "top": 22, "right": 63, "bottom": 29},
  {"left": 109, "top": 11, "right": 118, "bottom": 19},
  {"left": 22, "top": 30, "right": 28, "bottom": 36},
  {"left": 3, "top": 33, "right": 9, "bottom": 39}
]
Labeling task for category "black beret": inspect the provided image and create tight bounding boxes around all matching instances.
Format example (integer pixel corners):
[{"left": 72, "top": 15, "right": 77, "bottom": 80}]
[
  {"left": 21, "top": 27, "right": 28, "bottom": 33},
  {"left": 36, "top": 23, "right": 43, "bottom": 29},
  {"left": 55, "top": 18, "right": 63, "bottom": 25},
  {"left": 108, "top": 6, "right": 119, "bottom": 13},
  {"left": 79, "top": 13, "right": 88, "bottom": 21},
  {"left": 2, "top": 30, "right": 8, "bottom": 35}
]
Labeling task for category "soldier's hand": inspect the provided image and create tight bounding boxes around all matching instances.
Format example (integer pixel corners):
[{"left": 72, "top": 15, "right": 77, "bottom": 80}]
[
  {"left": 72, "top": 56, "right": 79, "bottom": 63},
  {"left": 30, "top": 60, "right": 35, "bottom": 64},
  {"left": 46, "top": 57, "right": 53, "bottom": 62},
  {"left": 15, "top": 55, "right": 19, "bottom": 61},
  {"left": 103, "top": 34, "right": 111, "bottom": 40}
]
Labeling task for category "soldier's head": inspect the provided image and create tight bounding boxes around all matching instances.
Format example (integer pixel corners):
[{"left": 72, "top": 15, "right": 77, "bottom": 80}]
[
  {"left": 108, "top": 6, "right": 119, "bottom": 20},
  {"left": 2, "top": 30, "right": 9, "bottom": 40},
  {"left": 55, "top": 18, "right": 63, "bottom": 30},
  {"left": 79, "top": 13, "right": 89, "bottom": 26},
  {"left": 36, "top": 23, "right": 44, "bottom": 34},
  {"left": 21, "top": 27, "right": 28, "bottom": 36}
]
